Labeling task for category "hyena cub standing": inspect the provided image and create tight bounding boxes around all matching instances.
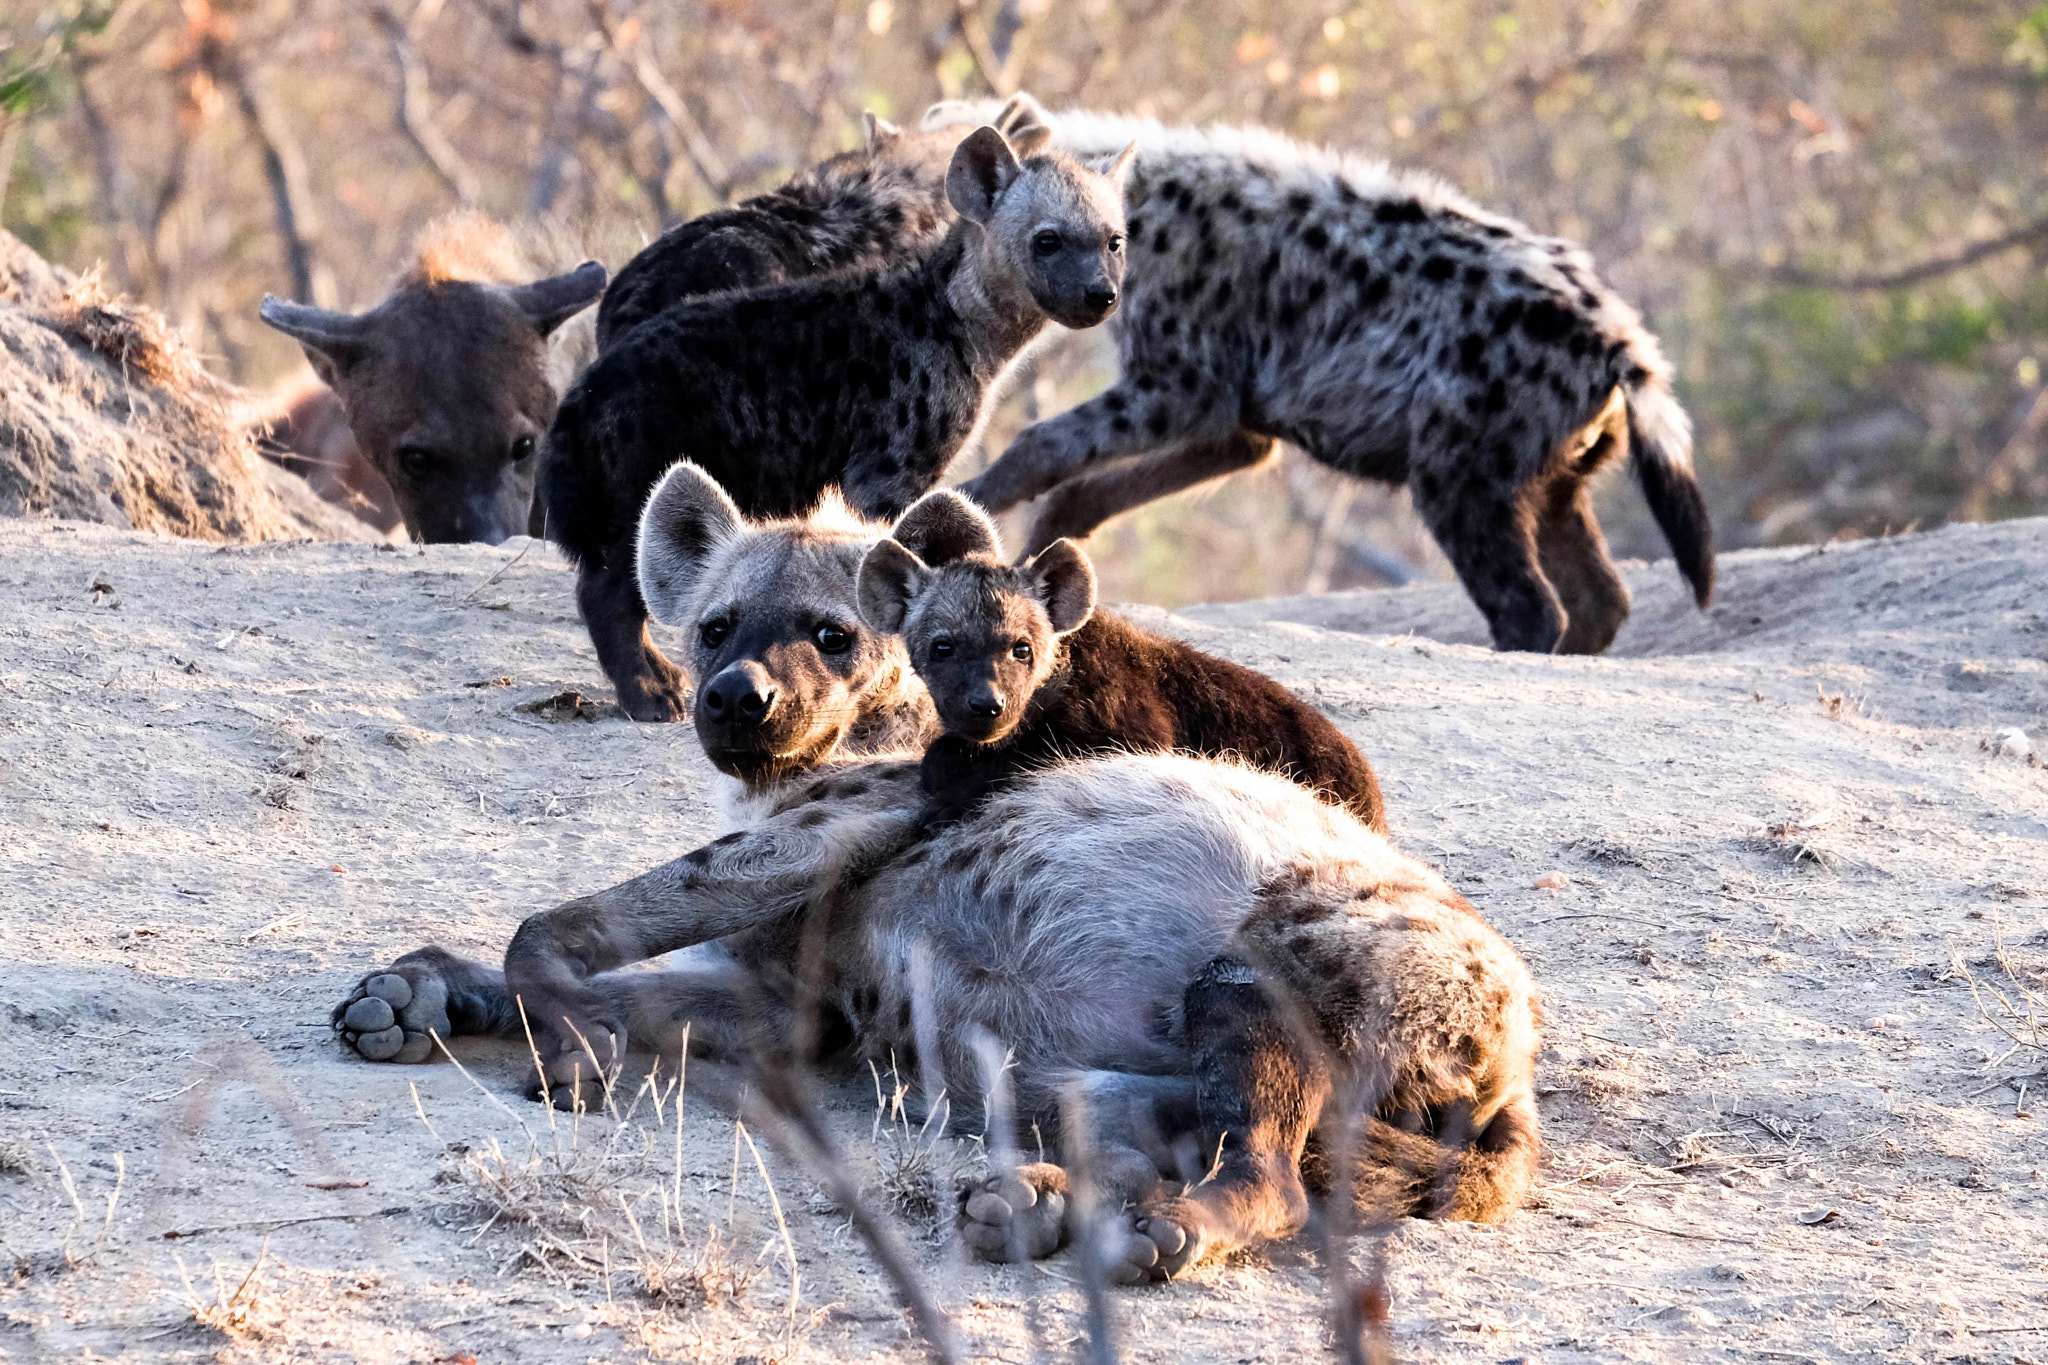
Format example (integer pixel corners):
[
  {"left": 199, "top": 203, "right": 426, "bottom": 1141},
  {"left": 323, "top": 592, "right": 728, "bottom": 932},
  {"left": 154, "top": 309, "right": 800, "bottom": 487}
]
[
  {"left": 544, "top": 125, "right": 1136, "bottom": 720},
  {"left": 857, "top": 489, "right": 1386, "bottom": 830},
  {"left": 925, "top": 97, "right": 1714, "bottom": 656}
]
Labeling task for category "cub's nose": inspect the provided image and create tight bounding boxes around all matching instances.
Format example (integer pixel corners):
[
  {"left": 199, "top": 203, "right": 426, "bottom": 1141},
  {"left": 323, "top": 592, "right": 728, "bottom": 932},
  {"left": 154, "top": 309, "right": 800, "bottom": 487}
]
[
  {"left": 700, "top": 663, "right": 778, "bottom": 727},
  {"left": 967, "top": 691, "right": 1006, "bottom": 720},
  {"left": 1083, "top": 283, "right": 1119, "bottom": 312}
]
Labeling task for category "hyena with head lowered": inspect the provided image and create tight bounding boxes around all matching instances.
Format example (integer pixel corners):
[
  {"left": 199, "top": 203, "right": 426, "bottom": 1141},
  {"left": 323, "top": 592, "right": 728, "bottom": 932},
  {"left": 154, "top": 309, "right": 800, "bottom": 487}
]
[
  {"left": 333, "top": 462, "right": 1542, "bottom": 1284},
  {"left": 544, "top": 123, "right": 1136, "bottom": 721},
  {"left": 925, "top": 97, "right": 1713, "bottom": 656}
]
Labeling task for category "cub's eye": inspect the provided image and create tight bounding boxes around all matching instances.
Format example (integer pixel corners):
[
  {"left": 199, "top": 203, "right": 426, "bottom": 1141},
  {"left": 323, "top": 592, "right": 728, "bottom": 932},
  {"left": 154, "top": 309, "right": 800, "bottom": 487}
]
[
  {"left": 699, "top": 619, "right": 731, "bottom": 649},
  {"left": 814, "top": 623, "right": 853, "bottom": 654},
  {"left": 1011, "top": 641, "right": 1033, "bottom": 663},
  {"left": 396, "top": 445, "right": 435, "bottom": 478},
  {"left": 1032, "top": 230, "right": 1062, "bottom": 256},
  {"left": 510, "top": 434, "right": 537, "bottom": 464},
  {"left": 1108, "top": 234, "right": 1126, "bottom": 253},
  {"left": 929, "top": 639, "right": 955, "bottom": 660}
]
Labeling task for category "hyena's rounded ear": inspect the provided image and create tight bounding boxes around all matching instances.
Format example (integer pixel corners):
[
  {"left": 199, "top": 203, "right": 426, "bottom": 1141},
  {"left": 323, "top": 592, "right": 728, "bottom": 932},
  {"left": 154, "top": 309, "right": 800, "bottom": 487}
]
[
  {"left": 1090, "top": 141, "right": 1139, "bottom": 189},
  {"left": 861, "top": 111, "right": 902, "bottom": 153},
  {"left": 891, "top": 489, "right": 1001, "bottom": 566},
  {"left": 1025, "top": 538, "right": 1096, "bottom": 635},
  {"left": 636, "top": 461, "right": 744, "bottom": 625},
  {"left": 856, "top": 539, "right": 930, "bottom": 634},
  {"left": 919, "top": 98, "right": 981, "bottom": 131},
  {"left": 946, "top": 126, "right": 1024, "bottom": 225},
  {"left": 258, "top": 296, "right": 372, "bottom": 385},
  {"left": 994, "top": 92, "right": 1053, "bottom": 158},
  {"left": 503, "top": 261, "right": 608, "bottom": 338}
]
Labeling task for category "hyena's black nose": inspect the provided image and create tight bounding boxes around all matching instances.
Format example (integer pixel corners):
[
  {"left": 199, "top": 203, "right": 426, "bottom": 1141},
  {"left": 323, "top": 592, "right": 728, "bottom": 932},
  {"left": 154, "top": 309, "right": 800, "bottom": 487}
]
[
  {"left": 701, "top": 664, "right": 777, "bottom": 726},
  {"left": 1084, "top": 283, "right": 1118, "bottom": 311},
  {"left": 968, "top": 691, "right": 1006, "bottom": 719}
]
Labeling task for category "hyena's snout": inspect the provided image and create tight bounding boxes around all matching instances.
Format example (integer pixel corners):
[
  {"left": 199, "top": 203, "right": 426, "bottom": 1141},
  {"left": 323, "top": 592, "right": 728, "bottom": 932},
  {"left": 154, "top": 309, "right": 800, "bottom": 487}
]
[{"left": 699, "top": 660, "right": 779, "bottom": 727}]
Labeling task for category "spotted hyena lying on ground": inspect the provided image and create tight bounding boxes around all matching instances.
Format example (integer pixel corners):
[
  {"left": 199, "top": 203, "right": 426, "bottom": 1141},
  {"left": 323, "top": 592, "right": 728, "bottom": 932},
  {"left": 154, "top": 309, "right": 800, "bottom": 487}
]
[
  {"left": 857, "top": 489, "right": 1387, "bottom": 830},
  {"left": 924, "top": 96, "right": 1714, "bottom": 656},
  {"left": 545, "top": 123, "right": 1134, "bottom": 721},
  {"left": 333, "top": 462, "right": 1541, "bottom": 1282}
]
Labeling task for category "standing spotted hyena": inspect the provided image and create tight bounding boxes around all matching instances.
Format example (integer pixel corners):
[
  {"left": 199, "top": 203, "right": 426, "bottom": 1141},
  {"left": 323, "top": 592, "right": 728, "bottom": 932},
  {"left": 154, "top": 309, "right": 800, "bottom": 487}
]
[{"left": 925, "top": 97, "right": 1712, "bottom": 656}]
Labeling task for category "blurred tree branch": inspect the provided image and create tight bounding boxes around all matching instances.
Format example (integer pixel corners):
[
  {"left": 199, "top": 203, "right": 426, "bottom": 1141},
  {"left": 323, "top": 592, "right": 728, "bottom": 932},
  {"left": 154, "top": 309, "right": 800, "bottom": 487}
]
[
  {"left": 373, "top": 3, "right": 483, "bottom": 205},
  {"left": 1737, "top": 215, "right": 2048, "bottom": 292},
  {"left": 584, "top": 0, "right": 734, "bottom": 203}
]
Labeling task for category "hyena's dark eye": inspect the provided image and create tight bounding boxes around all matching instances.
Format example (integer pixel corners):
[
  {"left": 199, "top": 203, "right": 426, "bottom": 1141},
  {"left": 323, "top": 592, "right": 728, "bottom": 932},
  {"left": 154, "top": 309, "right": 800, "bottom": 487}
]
[
  {"left": 929, "top": 639, "right": 955, "bottom": 660},
  {"left": 1033, "top": 230, "right": 1062, "bottom": 256},
  {"left": 699, "top": 619, "right": 731, "bottom": 648},
  {"left": 396, "top": 445, "right": 435, "bottom": 479},
  {"left": 1108, "top": 234, "right": 1125, "bottom": 253},
  {"left": 1011, "top": 641, "right": 1033, "bottom": 663},
  {"left": 510, "top": 434, "right": 537, "bottom": 464},
  {"left": 814, "top": 623, "right": 853, "bottom": 654}
]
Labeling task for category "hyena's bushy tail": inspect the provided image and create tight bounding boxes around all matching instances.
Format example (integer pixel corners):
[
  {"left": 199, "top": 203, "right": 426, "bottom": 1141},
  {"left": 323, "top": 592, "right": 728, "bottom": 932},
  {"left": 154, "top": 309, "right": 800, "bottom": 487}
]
[
  {"left": 1624, "top": 374, "right": 1715, "bottom": 607},
  {"left": 1351, "top": 1091, "right": 1542, "bottom": 1224}
]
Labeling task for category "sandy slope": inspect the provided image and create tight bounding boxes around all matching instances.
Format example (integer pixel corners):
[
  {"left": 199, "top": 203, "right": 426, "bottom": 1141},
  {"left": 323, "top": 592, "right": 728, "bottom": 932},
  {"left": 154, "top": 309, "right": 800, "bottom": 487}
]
[{"left": 1, "top": 516, "right": 2045, "bottom": 1364}]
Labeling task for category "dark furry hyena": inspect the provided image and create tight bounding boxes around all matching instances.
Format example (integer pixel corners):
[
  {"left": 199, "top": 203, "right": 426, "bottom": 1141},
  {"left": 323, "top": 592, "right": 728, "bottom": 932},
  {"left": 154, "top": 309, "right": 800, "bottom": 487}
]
[
  {"left": 597, "top": 113, "right": 984, "bottom": 352},
  {"left": 857, "top": 489, "right": 1387, "bottom": 831},
  {"left": 544, "top": 125, "right": 1136, "bottom": 721},
  {"left": 333, "top": 462, "right": 1541, "bottom": 1284},
  {"left": 259, "top": 214, "right": 606, "bottom": 544},
  {"left": 925, "top": 97, "right": 1714, "bottom": 656}
]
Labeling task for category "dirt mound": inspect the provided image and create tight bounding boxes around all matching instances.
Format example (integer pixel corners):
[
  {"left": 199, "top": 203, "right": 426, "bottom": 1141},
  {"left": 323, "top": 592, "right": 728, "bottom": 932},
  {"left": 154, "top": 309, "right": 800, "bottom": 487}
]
[{"left": 0, "top": 229, "right": 371, "bottom": 543}]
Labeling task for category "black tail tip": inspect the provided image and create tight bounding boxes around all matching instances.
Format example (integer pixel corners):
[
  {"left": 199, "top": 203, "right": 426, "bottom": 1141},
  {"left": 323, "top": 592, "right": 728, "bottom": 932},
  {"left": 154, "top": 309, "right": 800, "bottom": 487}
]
[{"left": 1633, "top": 451, "right": 1715, "bottom": 610}]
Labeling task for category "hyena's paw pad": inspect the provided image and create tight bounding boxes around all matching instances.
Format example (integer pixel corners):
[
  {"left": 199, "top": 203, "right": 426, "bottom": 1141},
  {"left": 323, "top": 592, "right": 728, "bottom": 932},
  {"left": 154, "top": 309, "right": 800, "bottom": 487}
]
[
  {"left": 331, "top": 971, "right": 449, "bottom": 1063},
  {"left": 958, "top": 1163, "right": 1068, "bottom": 1262},
  {"left": 1097, "top": 1200, "right": 1207, "bottom": 1284}
]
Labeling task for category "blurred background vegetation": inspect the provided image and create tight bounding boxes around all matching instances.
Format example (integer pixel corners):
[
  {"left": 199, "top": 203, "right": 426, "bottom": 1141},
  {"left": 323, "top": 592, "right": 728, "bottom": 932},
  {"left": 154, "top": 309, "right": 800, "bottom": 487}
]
[{"left": 4, "top": 0, "right": 2046, "bottom": 604}]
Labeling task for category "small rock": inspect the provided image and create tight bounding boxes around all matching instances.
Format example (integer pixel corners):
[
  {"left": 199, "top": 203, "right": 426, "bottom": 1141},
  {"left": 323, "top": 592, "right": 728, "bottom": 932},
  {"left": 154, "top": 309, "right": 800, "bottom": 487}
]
[
  {"left": 1796, "top": 1207, "right": 1839, "bottom": 1225},
  {"left": 1993, "top": 727, "right": 2034, "bottom": 761},
  {"left": 1533, "top": 871, "right": 1570, "bottom": 891}
]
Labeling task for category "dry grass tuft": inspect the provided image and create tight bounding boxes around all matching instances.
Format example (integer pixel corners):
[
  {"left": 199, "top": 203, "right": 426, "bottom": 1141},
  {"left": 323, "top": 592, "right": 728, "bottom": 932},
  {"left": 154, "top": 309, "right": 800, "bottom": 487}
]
[
  {"left": 1944, "top": 917, "right": 2047, "bottom": 1068},
  {"left": 866, "top": 1057, "right": 959, "bottom": 1232},
  {"left": 50, "top": 269, "right": 228, "bottom": 398},
  {"left": 1744, "top": 812, "right": 1845, "bottom": 871},
  {"left": 0, "top": 1138, "right": 35, "bottom": 1179},
  {"left": 176, "top": 1238, "right": 273, "bottom": 1337}
]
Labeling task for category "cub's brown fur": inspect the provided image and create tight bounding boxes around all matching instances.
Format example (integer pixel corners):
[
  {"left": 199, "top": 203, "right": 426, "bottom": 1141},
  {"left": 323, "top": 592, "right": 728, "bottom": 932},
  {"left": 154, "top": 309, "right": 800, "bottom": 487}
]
[{"left": 858, "top": 490, "right": 1386, "bottom": 831}]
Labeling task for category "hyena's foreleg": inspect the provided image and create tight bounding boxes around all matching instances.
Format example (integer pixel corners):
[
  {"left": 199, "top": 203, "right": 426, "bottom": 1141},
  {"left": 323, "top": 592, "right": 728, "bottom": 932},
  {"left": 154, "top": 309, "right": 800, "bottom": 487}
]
[
  {"left": 332, "top": 945, "right": 521, "bottom": 1063},
  {"left": 576, "top": 556, "right": 690, "bottom": 723},
  {"left": 959, "top": 379, "right": 1238, "bottom": 514},
  {"left": 1021, "top": 431, "right": 1280, "bottom": 554}
]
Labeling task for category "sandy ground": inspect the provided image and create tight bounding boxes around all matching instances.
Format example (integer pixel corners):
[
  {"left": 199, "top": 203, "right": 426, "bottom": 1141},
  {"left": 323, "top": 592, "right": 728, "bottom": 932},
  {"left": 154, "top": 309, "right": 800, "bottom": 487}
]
[{"left": 1, "top": 515, "right": 2045, "bottom": 1364}]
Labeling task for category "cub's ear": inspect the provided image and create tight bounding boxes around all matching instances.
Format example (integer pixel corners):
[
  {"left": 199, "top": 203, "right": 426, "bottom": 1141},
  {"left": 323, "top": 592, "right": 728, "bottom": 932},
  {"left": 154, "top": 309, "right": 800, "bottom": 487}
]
[
  {"left": 891, "top": 489, "right": 1001, "bottom": 566},
  {"left": 1025, "top": 538, "right": 1096, "bottom": 634},
  {"left": 503, "top": 261, "right": 608, "bottom": 338},
  {"left": 861, "top": 111, "right": 902, "bottom": 152},
  {"left": 637, "top": 461, "right": 744, "bottom": 625},
  {"left": 857, "top": 538, "right": 930, "bottom": 634},
  {"left": 946, "top": 126, "right": 1023, "bottom": 225},
  {"left": 258, "top": 296, "right": 371, "bottom": 386},
  {"left": 1090, "top": 141, "right": 1139, "bottom": 188}
]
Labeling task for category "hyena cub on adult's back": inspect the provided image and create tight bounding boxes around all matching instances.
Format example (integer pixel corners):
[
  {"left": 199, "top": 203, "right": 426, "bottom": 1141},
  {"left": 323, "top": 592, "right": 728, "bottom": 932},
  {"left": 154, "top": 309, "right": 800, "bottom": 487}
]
[
  {"left": 544, "top": 125, "right": 1135, "bottom": 721},
  {"left": 857, "top": 489, "right": 1386, "bottom": 830}
]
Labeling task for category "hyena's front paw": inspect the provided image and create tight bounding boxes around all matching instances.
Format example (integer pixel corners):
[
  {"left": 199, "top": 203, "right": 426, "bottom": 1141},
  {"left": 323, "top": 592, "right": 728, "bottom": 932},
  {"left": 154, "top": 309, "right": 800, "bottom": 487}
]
[
  {"left": 331, "top": 969, "right": 450, "bottom": 1064},
  {"left": 958, "top": 1163, "right": 1069, "bottom": 1262}
]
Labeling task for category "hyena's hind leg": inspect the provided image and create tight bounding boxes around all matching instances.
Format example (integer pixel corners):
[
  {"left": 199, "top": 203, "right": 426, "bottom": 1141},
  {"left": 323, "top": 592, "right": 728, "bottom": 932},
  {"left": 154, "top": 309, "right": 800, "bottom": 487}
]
[
  {"left": 1408, "top": 434, "right": 1567, "bottom": 653},
  {"left": 1116, "top": 956, "right": 1330, "bottom": 1281},
  {"left": 957, "top": 1070, "right": 1200, "bottom": 1282},
  {"left": 332, "top": 946, "right": 521, "bottom": 1063},
  {"left": 1021, "top": 431, "right": 1280, "bottom": 555},
  {"left": 1534, "top": 392, "right": 1633, "bottom": 655}
]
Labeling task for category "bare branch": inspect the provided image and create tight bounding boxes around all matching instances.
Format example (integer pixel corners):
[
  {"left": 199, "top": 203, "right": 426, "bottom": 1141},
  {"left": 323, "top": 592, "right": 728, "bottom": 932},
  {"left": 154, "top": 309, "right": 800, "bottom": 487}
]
[
  {"left": 1955, "top": 385, "right": 2048, "bottom": 522},
  {"left": 1734, "top": 214, "right": 2048, "bottom": 292},
  {"left": 215, "top": 56, "right": 318, "bottom": 303},
  {"left": 372, "top": 4, "right": 482, "bottom": 205},
  {"left": 584, "top": 0, "right": 734, "bottom": 202},
  {"left": 952, "top": 0, "right": 1019, "bottom": 97}
]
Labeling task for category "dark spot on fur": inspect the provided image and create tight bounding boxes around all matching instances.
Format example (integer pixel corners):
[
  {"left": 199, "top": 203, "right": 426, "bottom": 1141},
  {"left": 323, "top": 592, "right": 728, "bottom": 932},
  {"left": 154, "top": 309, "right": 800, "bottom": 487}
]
[
  {"left": 1520, "top": 299, "right": 1574, "bottom": 344},
  {"left": 712, "top": 832, "right": 744, "bottom": 847},
  {"left": 1420, "top": 255, "right": 1456, "bottom": 283},
  {"left": 1457, "top": 333, "right": 1486, "bottom": 376},
  {"left": 1302, "top": 224, "right": 1330, "bottom": 252},
  {"left": 683, "top": 847, "right": 711, "bottom": 867},
  {"left": 1104, "top": 390, "right": 1127, "bottom": 413},
  {"left": 1152, "top": 226, "right": 1172, "bottom": 254},
  {"left": 1374, "top": 199, "right": 1427, "bottom": 224},
  {"left": 797, "top": 807, "right": 831, "bottom": 827},
  {"left": 1360, "top": 276, "right": 1390, "bottom": 308},
  {"left": 1146, "top": 406, "right": 1171, "bottom": 437}
]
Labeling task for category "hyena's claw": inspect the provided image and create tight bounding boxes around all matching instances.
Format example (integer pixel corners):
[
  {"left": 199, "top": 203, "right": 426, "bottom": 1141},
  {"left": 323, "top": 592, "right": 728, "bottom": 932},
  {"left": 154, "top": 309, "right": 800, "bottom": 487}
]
[
  {"left": 1099, "top": 1196, "right": 1207, "bottom": 1283},
  {"left": 957, "top": 1163, "right": 1069, "bottom": 1261},
  {"left": 332, "top": 966, "right": 450, "bottom": 1063}
]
